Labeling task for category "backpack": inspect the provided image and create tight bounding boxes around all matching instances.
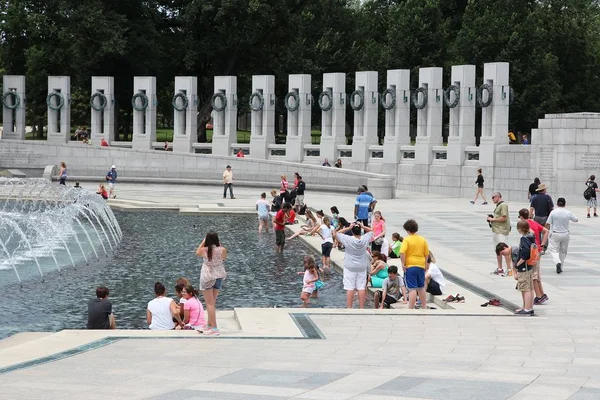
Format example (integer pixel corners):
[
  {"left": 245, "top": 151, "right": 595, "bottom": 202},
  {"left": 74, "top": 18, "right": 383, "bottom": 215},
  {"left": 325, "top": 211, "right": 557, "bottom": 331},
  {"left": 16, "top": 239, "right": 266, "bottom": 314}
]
[
  {"left": 298, "top": 204, "right": 307, "bottom": 215},
  {"left": 527, "top": 243, "right": 540, "bottom": 266},
  {"left": 584, "top": 184, "right": 595, "bottom": 200}
]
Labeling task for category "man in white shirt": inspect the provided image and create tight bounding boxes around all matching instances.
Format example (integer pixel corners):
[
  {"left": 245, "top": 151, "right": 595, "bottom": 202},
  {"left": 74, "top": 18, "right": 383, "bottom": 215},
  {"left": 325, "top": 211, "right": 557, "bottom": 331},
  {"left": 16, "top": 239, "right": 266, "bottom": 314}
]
[
  {"left": 222, "top": 165, "right": 235, "bottom": 199},
  {"left": 545, "top": 197, "right": 578, "bottom": 274}
]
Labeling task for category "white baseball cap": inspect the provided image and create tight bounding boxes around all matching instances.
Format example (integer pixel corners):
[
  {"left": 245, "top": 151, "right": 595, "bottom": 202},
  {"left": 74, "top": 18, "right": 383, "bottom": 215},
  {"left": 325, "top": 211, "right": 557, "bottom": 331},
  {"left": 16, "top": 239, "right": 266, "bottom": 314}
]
[{"left": 111, "top": 165, "right": 116, "bottom": 169}]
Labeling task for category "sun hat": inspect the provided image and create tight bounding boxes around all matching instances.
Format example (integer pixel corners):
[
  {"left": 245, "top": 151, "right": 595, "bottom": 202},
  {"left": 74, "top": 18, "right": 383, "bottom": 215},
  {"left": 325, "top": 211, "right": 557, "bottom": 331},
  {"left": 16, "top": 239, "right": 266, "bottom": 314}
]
[{"left": 536, "top": 183, "right": 548, "bottom": 191}]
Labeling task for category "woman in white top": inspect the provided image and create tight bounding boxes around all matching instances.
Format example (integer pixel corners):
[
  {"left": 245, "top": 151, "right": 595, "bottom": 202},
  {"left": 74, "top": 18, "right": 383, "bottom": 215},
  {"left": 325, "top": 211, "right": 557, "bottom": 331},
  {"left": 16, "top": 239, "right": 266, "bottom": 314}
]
[
  {"left": 147, "top": 282, "right": 183, "bottom": 330},
  {"left": 196, "top": 232, "right": 228, "bottom": 336},
  {"left": 312, "top": 216, "right": 334, "bottom": 273}
]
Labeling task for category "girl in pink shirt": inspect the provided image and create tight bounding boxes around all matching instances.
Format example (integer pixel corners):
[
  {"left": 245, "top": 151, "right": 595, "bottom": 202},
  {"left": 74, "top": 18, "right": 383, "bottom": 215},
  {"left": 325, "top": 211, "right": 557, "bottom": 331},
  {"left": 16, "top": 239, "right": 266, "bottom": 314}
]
[
  {"left": 298, "top": 256, "right": 320, "bottom": 306},
  {"left": 181, "top": 284, "right": 206, "bottom": 331},
  {"left": 371, "top": 211, "right": 386, "bottom": 252}
]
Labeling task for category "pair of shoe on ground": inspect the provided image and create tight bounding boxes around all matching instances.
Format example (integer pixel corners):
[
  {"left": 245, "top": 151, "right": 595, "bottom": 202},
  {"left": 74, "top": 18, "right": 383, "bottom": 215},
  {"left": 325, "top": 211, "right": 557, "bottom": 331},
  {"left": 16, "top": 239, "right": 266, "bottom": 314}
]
[
  {"left": 492, "top": 269, "right": 512, "bottom": 276},
  {"left": 587, "top": 213, "right": 598, "bottom": 218},
  {"left": 481, "top": 298, "right": 502, "bottom": 307},
  {"left": 470, "top": 201, "right": 488, "bottom": 205},
  {"left": 444, "top": 294, "right": 465, "bottom": 303}
]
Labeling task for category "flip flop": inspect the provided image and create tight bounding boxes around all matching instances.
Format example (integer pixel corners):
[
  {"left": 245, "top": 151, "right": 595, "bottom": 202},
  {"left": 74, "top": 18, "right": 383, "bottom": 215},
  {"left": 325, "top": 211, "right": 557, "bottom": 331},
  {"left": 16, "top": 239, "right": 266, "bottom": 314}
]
[{"left": 481, "top": 301, "right": 490, "bottom": 307}]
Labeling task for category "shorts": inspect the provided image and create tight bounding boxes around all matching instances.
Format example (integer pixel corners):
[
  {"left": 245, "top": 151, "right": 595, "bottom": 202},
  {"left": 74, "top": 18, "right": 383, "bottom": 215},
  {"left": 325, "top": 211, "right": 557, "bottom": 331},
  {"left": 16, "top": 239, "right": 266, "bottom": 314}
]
[
  {"left": 212, "top": 278, "right": 223, "bottom": 290},
  {"left": 296, "top": 195, "right": 304, "bottom": 206},
  {"left": 258, "top": 214, "right": 270, "bottom": 221},
  {"left": 533, "top": 216, "right": 548, "bottom": 227},
  {"left": 588, "top": 197, "right": 597, "bottom": 208},
  {"left": 343, "top": 269, "right": 367, "bottom": 291},
  {"left": 321, "top": 242, "right": 333, "bottom": 257},
  {"left": 302, "top": 286, "right": 315, "bottom": 294},
  {"left": 375, "top": 290, "right": 398, "bottom": 308},
  {"left": 108, "top": 182, "right": 115, "bottom": 189},
  {"left": 493, "top": 233, "right": 509, "bottom": 247},
  {"left": 426, "top": 279, "right": 442, "bottom": 296},
  {"left": 405, "top": 266, "right": 425, "bottom": 290},
  {"left": 532, "top": 262, "right": 540, "bottom": 281},
  {"left": 275, "top": 230, "right": 286, "bottom": 246},
  {"left": 517, "top": 270, "right": 532, "bottom": 292}
]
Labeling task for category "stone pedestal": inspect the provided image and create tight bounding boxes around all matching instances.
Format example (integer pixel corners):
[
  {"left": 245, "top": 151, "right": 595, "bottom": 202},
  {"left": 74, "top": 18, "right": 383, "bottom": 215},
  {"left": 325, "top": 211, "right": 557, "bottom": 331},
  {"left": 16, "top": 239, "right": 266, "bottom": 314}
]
[
  {"left": 479, "top": 62, "right": 510, "bottom": 167},
  {"left": 447, "top": 65, "right": 476, "bottom": 166},
  {"left": 212, "top": 76, "right": 238, "bottom": 156},
  {"left": 249, "top": 75, "right": 275, "bottom": 159},
  {"left": 47, "top": 76, "right": 71, "bottom": 144},
  {"left": 382, "top": 69, "right": 410, "bottom": 171},
  {"left": 285, "top": 74, "right": 312, "bottom": 162},
  {"left": 91, "top": 76, "right": 115, "bottom": 144},
  {"left": 320, "top": 73, "right": 346, "bottom": 163},
  {"left": 351, "top": 71, "right": 378, "bottom": 171},
  {"left": 415, "top": 68, "right": 443, "bottom": 165},
  {"left": 1, "top": 75, "right": 26, "bottom": 140},
  {"left": 172, "top": 76, "right": 198, "bottom": 154},
  {"left": 132, "top": 77, "right": 157, "bottom": 151}
]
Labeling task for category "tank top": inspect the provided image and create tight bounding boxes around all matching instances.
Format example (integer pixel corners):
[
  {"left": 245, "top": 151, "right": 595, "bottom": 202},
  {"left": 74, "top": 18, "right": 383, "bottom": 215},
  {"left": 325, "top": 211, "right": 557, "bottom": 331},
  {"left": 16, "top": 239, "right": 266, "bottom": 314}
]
[{"left": 200, "top": 246, "right": 227, "bottom": 289}]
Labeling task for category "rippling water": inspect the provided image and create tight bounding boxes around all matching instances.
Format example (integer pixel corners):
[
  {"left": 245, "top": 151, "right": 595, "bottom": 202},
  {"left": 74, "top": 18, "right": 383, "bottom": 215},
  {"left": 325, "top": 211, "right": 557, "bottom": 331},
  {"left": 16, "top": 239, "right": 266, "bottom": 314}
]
[{"left": 0, "top": 212, "right": 347, "bottom": 339}]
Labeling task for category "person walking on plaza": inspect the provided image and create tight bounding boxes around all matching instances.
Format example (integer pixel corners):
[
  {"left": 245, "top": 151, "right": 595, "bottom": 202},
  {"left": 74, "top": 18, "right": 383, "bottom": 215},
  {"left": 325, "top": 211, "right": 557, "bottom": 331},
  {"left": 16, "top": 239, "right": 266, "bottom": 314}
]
[
  {"left": 222, "top": 165, "right": 235, "bottom": 199},
  {"left": 106, "top": 165, "right": 117, "bottom": 199},
  {"left": 196, "top": 232, "right": 228, "bottom": 335},
  {"left": 399, "top": 219, "right": 430, "bottom": 310},
  {"left": 518, "top": 209, "right": 549, "bottom": 304},
  {"left": 470, "top": 168, "right": 488, "bottom": 205},
  {"left": 528, "top": 177, "right": 541, "bottom": 202},
  {"left": 59, "top": 161, "right": 67, "bottom": 185},
  {"left": 354, "top": 186, "right": 376, "bottom": 226},
  {"left": 279, "top": 175, "right": 289, "bottom": 203},
  {"left": 335, "top": 222, "right": 373, "bottom": 309},
  {"left": 530, "top": 183, "right": 553, "bottom": 226},
  {"left": 487, "top": 192, "right": 512, "bottom": 275},
  {"left": 546, "top": 197, "right": 578, "bottom": 274},
  {"left": 585, "top": 175, "right": 599, "bottom": 218}
]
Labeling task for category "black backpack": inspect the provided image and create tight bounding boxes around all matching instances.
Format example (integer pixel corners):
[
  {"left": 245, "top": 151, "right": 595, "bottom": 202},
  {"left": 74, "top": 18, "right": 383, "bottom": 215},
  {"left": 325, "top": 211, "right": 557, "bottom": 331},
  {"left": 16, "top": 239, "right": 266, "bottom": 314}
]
[{"left": 584, "top": 184, "right": 595, "bottom": 200}]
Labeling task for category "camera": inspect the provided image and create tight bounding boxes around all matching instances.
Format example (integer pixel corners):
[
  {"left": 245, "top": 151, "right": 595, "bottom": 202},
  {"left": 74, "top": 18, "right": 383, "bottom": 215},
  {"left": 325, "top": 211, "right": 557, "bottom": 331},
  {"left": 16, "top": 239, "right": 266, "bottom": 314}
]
[{"left": 487, "top": 214, "right": 494, "bottom": 228}]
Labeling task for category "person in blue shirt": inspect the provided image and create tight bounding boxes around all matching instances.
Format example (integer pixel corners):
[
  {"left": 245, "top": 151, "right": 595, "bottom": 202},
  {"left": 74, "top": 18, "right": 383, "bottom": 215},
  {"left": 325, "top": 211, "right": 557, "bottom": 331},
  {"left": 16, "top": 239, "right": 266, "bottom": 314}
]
[
  {"left": 354, "top": 187, "right": 376, "bottom": 226},
  {"left": 106, "top": 165, "right": 118, "bottom": 199}
]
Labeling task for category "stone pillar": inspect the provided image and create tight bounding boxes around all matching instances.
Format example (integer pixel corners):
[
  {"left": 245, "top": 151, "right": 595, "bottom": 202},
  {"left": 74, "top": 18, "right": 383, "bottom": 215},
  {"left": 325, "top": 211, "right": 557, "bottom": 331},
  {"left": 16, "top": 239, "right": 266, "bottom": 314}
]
[
  {"left": 320, "top": 73, "right": 346, "bottom": 163},
  {"left": 479, "top": 62, "right": 510, "bottom": 167},
  {"left": 172, "top": 76, "right": 198, "bottom": 153},
  {"left": 415, "top": 67, "right": 443, "bottom": 165},
  {"left": 212, "top": 76, "right": 238, "bottom": 156},
  {"left": 249, "top": 75, "right": 275, "bottom": 159},
  {"left": 1, "top": 75, "right": 26, "bottom": 140},
  {"left": 351, "top": 71, "right": 379, "bottom": 171},
  {"left": 132, "top": 76, "right": 157, "bottom": 151},
  {"left": 447, "top": 65, "right": 476, "bottom": 166},
  {"left": 47, "top": 76, "right": 71, "bottom": 144},
  {"left": 285, "top": 74, "right": 312, "bottom": 162},
  {"left": 91, "top": 76, "right": 115, "bottom": 144},
  {"left": 382, "top": 69, "right": 410, "bottom": 170}
]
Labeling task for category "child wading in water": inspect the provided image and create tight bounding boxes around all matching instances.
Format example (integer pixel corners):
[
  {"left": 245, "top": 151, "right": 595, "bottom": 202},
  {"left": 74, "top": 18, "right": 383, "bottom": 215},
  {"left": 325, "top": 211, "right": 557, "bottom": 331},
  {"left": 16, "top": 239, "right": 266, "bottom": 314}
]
[{"left": 298, "top": 256, "right": 321, "bottom": 306}]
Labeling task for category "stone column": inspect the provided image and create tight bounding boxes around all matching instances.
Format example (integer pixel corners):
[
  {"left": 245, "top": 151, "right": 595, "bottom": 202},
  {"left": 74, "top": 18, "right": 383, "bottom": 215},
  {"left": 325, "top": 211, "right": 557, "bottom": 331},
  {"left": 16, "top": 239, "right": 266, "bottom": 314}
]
[
  {"left": 131, "top": 76, "right": 157, "bottom": 151},
  {"left": 382, "top": 69, "right": 410, "bottom": 171},
  {"left": 479, "top": 62, "right": 510, "bottom": 167},
  {"left": 285, "top": 74, "right": 312, "bottom": 162},
  {"left": 172, "top": 76, "right": 198, "bottom": 153},
  {"left": 320, "top": 73, "right": 346, "bottom": 163},
  {"left": 91, "top": 76, "right": 115, "bottom": 144},
  {"left": 351, "top": 71, "right": 378, "bottom": 171},
  {"left": 447, "top": 65, "right": 476, "bottom": 166},
  {"left": 1, "top": 75, "right": 26, "bottom": 140},
  {"left": 415, "top": 67, "right": 443, "bottom": 165},
  {"left": 47, "top": 76, "right": 71, "bottom": 144},
  {"left": 212, "top": 76, "right": 238, "bottom": 156},
  {"left": 249, "top": 75, "right": 275, "bottom": 159}
]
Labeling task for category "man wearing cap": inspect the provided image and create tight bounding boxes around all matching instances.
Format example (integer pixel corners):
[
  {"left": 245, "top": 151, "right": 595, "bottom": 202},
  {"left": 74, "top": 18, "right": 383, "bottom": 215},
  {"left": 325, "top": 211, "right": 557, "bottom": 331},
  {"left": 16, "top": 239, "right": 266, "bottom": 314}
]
[
  {"left": 530, "top": 183, "right": 554, "bottom": 226},
  {"left": 488, "top": 192, "right": 512, "bottom": 275},
  {"left": 546, "top": 197, "right": 578, "bottom": 274},
  {"left": 222, "top": 165, "right": 235, "bottom": 199},
  {"left": 106, "top": 165, "right": 117, "bottom": 199}
]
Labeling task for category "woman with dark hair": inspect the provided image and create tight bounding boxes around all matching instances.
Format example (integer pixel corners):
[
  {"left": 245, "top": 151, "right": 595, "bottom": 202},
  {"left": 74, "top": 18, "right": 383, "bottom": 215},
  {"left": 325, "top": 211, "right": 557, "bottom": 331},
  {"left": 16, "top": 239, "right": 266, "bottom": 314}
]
[
  {"left": 470, "top": 168, "right": 488, "bottom": 205},
  {"left": 147, "top": 282, "right": 183, "bottom": 330},
  {"left": 280, "top": 175, "right": 289, "bottom": 203},
  {"left": 181, "top": 284, "right": 206, "bottom": 331},
  {"left": 586, "top": 175, "right": 599, "bottom": 218},
  {"left": 528, "top": 177, "right": 541, "bottom": 201},
  {"left": 59, "top": 161, "right": 67, "bottom": 185},
  {"left": 196, "top": 232, "right": 227, "bottom": 336}
]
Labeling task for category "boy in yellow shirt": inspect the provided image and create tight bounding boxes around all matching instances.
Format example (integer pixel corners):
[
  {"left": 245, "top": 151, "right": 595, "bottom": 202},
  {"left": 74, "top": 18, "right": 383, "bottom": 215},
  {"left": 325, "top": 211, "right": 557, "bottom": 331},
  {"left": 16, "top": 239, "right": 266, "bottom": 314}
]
[{"left": 399, "top": 219, "right": 430, "bottom": 310}]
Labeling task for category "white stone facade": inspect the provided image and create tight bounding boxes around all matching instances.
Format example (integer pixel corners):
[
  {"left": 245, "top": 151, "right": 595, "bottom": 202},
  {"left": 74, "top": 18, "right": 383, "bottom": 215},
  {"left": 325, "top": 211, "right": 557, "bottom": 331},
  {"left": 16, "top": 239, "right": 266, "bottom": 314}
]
[
  {"left": 2, "top": 75, "right": 26, "bottom": 140},
  {"left": 46, "top": 76, "right": 71, "bottom": 144},
  {"left": 91, "top": 76, "right": 115, "bottom": 144},
  {"left": 172, "top": 76, "right": 198, "bottom": 154},
  {"left": 132, "top": 76, "right": 157, "bottom": 151}
]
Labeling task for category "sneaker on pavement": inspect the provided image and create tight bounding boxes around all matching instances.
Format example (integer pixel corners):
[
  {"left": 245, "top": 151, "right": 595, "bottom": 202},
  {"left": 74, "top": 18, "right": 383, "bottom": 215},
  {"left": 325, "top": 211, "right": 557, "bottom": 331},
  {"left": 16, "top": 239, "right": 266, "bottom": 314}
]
[
  {"left": 204, "top": 328, "right": 220, "bottom": 336},
  {"left": 533, "top": 297, "right": 540, "bottom": 305},
  {"left": 492, "top": 269, "right": 505, "bottom": 276},
  {"left": 470, "top": 201, "right": 475, "bottom": 204},
  {"left": 482, "top": 202, "right": 488, "bottom": 205},
  {"left": 556, "top": 263, "right": 562, "bottom": 274},
  {"left": 514, "top": 309, "right": 534, "bottom": 316},
  {"left": 539, "top": 294, "right": 549, "bottom": 304}
]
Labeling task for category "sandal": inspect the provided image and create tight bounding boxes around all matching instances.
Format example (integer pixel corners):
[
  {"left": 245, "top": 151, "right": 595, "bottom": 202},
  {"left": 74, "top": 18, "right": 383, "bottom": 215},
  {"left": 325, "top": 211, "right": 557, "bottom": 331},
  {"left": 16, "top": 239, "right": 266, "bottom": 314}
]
[
  {"left": 444, "top": 295, "right": 456, "bottom": 302},
  {"left": 489, "top": 299, "right": 503, "bottom": 307},
  {"left": 455, "top": 295, "right": 465, "bottom": 303},
  {"left": 481, "top": 301, "right": 490, "bottom": 307}
]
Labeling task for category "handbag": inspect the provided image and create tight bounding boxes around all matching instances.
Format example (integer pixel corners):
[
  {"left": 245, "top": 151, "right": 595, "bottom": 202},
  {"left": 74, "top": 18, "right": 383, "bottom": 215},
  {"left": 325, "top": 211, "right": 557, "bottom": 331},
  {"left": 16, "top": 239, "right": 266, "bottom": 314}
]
[
  {"left": 315, "top": 280, "right": 325, "bottom": 290},
  {"left": 374, "top": 237, "right": 384, "bottom": 245}
]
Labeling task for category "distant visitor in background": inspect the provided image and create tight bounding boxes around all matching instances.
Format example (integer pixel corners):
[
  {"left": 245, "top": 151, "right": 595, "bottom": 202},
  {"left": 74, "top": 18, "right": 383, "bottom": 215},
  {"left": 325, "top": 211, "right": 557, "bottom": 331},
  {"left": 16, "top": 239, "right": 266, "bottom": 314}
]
[
  {"left": 100, "top": 137, "right": 109, "bottom": 147},
  {"left": 196, "top": 232, "right": 228, "bottom": 336},
  {"left": 147, "top": 282, "right": 183, "bottom": 330},
  {"left": 546, "top": 197, "right": 578, "bottom": 274},
  {"left": 530, "top": 183, "right": 554, "bottom": 226},
  {"left": 322, "top": 158, "right": 331, "bottom": 167},
  {"left": 106, "top": 165, "right": 117, "bottom": 199},
  {"left": 59, "top": 161, "right": 67, "bottom": 185},
  {"left": 335, "top": 158, "right": 342, "bottom": 168},
  {"left": 354, "top": 186, "right": 376, "bottom": 227},
  {"left": 74, "top": 181, "right": 82, "bottom": 189},
  {"left": 294, "top": 175, "right": 306, "bottom": 212},
  {"left": 236, "top": 148, "right": 245, "bottom": 158},
  {"left": 470, "top": 168, "right": 488, "bottom": 205},
  {"left": 96, "top": 184, "right": 108, "bottom": 200},
  {"left": 279, "top": 175, "right": 289, "bottom": 203},
  {"left": 222, "top": 165, "right": 235, "bottom": 199},
  {"left": 528, "top": 177, "right": 540, "bottom": 202},
  {"left": 585, "top": 175, "right": 599, "bottom": 218},
  {"left": 256, "top": 192, "right": 271, "bottom": 233},
  {"left": 270, "top": 189, "right": 282, "bottom": 213},
  {"left": 87, "top": 286, "right": 116, "bottom": 330},
  {"left": 163, "top": 141, "right": 169, "bottom": 151},
  {"left": 508, "top": 130, "right": 517, "bottom": 144},
  {"left": 522, "top": 134, "right": 529, "bottom": 145}
]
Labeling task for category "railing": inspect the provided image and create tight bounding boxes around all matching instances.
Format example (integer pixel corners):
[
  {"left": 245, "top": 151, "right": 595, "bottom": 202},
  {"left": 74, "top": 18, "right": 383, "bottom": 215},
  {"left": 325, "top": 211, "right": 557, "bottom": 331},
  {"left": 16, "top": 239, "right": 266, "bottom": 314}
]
[
  {"left": 192, "top": 143, "right": 213, "bottom": 154},
  {"left": 400, "top": 145, "right": 415, "bottom": 163},
  {"left": 369, "top": 145, "right": 384, "bottom": 159},
  {"left": 268, "top": 144, "right": 286, "bottom": 158},
  {"left": 432, "top": 146, "right": 447, "bottom": 164},
  {"left": 337, "top": 145, "right": 352, "bottom": 159},
  {"left": 465, "top": 145, "right": 480, "bottom": 166},
  {"left": 230, "top": 143, "right": 249, "bottom": 156}
]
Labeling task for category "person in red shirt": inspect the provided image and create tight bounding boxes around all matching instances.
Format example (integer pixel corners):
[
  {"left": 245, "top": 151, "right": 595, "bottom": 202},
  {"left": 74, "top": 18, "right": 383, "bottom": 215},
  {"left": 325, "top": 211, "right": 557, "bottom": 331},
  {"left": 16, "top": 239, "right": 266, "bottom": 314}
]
[
  {"left": 518, "top": 208, "right": 549, "bottom": 305},
  {"left": 287, "top": 209, "right": 296, "bottom": 224},
  {"left": 274, "top": 203, "right": 292, "bottom": 253},
  {"left": 236, "top": 149, "right": 245, "bottom": 158},
  {"left": 100, "top": 137, "right": 109, "bottom": 147}
]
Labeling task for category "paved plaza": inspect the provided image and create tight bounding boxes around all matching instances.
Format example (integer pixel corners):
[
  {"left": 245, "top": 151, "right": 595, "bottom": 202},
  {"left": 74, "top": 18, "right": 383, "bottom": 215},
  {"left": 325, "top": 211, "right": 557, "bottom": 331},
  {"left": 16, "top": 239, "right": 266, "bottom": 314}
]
[{"left": 2, "top": 183, "right": 600, "bottom": 399}]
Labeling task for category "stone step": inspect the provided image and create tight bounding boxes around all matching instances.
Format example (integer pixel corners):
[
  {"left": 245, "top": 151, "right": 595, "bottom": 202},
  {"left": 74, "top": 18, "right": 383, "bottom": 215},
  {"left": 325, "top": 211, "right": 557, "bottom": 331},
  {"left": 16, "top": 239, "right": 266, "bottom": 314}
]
[{"left": 0, "top": 332, "right": 54, "bottom": 351}]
